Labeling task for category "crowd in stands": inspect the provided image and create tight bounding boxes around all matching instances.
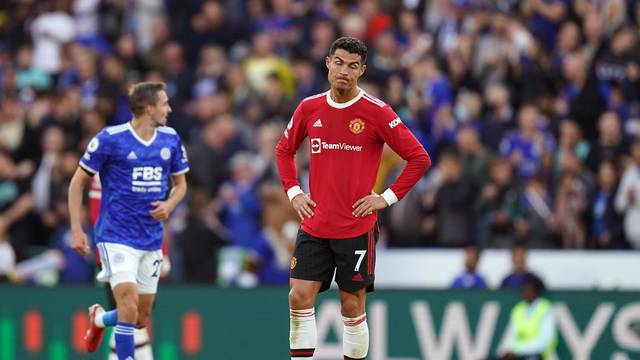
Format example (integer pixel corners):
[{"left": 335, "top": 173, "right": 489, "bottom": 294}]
[{"left": 0, "top": 0, "right": 639, "bottom": 286}]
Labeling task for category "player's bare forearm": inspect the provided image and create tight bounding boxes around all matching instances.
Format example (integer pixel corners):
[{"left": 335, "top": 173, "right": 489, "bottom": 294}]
[
  {"left": 166, "top": 173, "right": 187, "bottom": 210},
  {"left": 68, "top": 168, "right": 92, "bottom": 256},
  {"left": 150, "top": 174, "right": 186, "bottom": 221},
  {"left": 68, "top": 168, "right": 91, "bottom": 231}
]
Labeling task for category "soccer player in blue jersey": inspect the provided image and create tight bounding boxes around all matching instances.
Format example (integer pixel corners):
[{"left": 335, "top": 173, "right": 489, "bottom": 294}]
[{"left": 68, "top": 82, "right": 189, "bottom": 360}]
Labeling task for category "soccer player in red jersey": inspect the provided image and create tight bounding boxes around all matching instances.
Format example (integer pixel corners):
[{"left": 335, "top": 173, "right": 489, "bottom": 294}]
[{"left": 276, "top": 37, "right": 431, "bottom": 360}]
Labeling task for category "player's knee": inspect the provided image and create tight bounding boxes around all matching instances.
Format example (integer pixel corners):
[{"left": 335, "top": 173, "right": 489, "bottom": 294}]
[
  {"left": 118, "top": 297, "right": 139, "bottom": 323},
  {"left": 289, "top": 288, "right": 314, "bottom": 309},
  {"left": 120, "top": 302, "right": 138, "bottom": 321},
  {"left": 340, "top": 296, "right": 364, "bottom": 318}
]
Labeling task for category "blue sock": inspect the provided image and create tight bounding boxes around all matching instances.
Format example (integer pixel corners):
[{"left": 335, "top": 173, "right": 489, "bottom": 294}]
[
  {"left": 102, "top": 310, "right": 118, "bottom": 327},
  {"left": 115, "top": 322, "right": 135, "bottom": 360}
]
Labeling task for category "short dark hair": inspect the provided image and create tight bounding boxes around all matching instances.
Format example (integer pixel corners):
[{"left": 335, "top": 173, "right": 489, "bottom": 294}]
[
  {"left": 522, "top": 273, "right": 545, "bottom": 295},
  {"left": 329, "top": 37, "right": 368, "bottom": 64},
  {"left": 128, "top": 82, "right": 166, "bottom": 116}
]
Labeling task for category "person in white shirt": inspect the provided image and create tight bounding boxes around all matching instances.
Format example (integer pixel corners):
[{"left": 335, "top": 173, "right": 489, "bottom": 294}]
[
  {"left": 615, "top": 140, "right": 640, "bottom": 248},
  {"left": 31, "top": 3, "right": 76, "bottom": 74}
]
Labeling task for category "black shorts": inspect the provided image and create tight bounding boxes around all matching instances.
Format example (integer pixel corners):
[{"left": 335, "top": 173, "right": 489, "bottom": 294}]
[{"left": 290, "top": 225, "right": 378, "bottom": 293}]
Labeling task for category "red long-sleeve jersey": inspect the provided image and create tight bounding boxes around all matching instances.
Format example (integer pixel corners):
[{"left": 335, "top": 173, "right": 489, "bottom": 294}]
[{"left": 275, "top": 89, "right": 431, "bottom": 238}]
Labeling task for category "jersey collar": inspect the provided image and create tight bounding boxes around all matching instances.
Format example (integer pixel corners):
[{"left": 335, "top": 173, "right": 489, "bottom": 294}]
[
  {"left": 127, "top": 122, "right": 157, "bottom": 147},
  {"left": 326, "top": 87, "right": 363, "bottom": 109}
]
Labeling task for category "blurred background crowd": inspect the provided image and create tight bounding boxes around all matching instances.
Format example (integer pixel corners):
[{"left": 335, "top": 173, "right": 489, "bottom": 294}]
[{"left": 0, "top": 0, "right": 639, "bottom": 287}]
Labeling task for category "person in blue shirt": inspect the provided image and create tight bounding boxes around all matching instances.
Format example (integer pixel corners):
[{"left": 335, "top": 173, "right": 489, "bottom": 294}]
[
  {"left": 500, "top": 243, "right": 543, "bottom": 289},
  {"left": 68, "top": 82, "right": 189, "bottom": 360},
  {"left": 450, "top": 244, "right": 488, "bottom": 289}
]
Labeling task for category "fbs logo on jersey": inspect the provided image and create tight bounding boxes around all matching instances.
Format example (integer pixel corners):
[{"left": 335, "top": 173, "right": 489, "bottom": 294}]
[
  {"left": 132, "top": 166, "right": 163, "bottom": 181},
  {"left": 349, "top": 119, "right": 365, "bottom": 134}
]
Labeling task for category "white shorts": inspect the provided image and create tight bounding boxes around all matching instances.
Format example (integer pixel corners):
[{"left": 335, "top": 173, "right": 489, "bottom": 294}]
[{"left": 96, "top": 242, "right": 163, "bottom": 294}]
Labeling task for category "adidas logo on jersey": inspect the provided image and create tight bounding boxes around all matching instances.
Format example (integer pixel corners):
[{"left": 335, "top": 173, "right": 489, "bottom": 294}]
[
  {"left": 312, "top": 119, "right": 323, "bottom": 127},
  {"left": 127, "top": 151, "right": 138, "bottom": 160}
]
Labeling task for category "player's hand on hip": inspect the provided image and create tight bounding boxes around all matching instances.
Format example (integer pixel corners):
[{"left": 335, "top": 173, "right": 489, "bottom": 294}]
[
  {"left": 150, "top": 201, "right": 173, "bottom": 221},
  {"left": 71, "top": 229, "right": 91, "bottom": 256},
  {"left": 291, "top": 193, "right": 316, "bottom": 220},
  {"left": 352, "top": 191, "right": 388, "bottom": 217}
]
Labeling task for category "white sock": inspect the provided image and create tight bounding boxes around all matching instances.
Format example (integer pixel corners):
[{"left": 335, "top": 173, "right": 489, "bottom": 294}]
[
  {"left": 343, "top": 313, "right": 369, "bottom": 359},
  {"left": 94, "top": 309, "right": 106, "bottom": 328},
  {"left": 290, "top": 308, "right": 316, "bottom": 359}
]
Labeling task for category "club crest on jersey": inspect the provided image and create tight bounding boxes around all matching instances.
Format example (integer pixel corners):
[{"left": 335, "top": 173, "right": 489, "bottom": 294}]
[
  {"left": 160, "top": 147, "right": 171, "bottom": 160},
  {"left": 349, "top": 119, "right": 365, "bottom": 134}
]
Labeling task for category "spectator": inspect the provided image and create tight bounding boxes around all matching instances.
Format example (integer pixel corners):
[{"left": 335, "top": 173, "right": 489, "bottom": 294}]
[
  {"left": 179, "top": 188, "right": 228, "bottom": 284},
  {"left": 0, "top": 233, "right": 15, "bottom": 283},
  {"left": 30, "top": 1, "right": 76, "bottom": 75},
  {"left": 482, "top": 82, "right": 515, "bottom": 152},
  {"left": 430, "top": 151, "right": 475, "bottom": 247},
  {"left": 500, "top": 104, "right": 555, "bottom": 181},
  {"left": 475, "top": 158, "right": 520, "bottom": 247},
  {"left": 421, "top": 56, "right": 453, "bottom": 144},
  {"left": 586, "top": 111, "right": 629, "bottom": 172},
  {"left": 450, "top": 244, "right": 488, "bottom": 289},
  {"left": 243, "top": 32, "right": 295, "bottom": 99},
  {"left": 587, "top": 161, "right": 627, "bottom": 249},
  {"left": 456, "top": 125, "right": 494, "bottom": 188},
  {"left": 515, "top": 176, "right": 556, "bottom": 248},
  {"left": 615, "top": 140, "right": 640, "bottom": 248},
  {"left": 554, "top": 119, "right": 590, "bottom": 174},
  {"left": 501, "top": 244, "right": 544, "bottom": 289},
  {"left": 522, "top": 0, "right": 568, "bottom": 51},
  {"left": 551, "top": 171, "right": 588, "bottom": 248}
]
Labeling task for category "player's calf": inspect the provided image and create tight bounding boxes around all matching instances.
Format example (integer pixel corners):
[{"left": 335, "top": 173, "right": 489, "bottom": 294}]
[
  {"left": 290, "top": 308, "right": 316, "bottom": 359},
  {"left": 342, "top": 313, "right": 369, "bottom": 360},
  {"left": 340, "top": 291, "right": 369, "bottom": 359}
]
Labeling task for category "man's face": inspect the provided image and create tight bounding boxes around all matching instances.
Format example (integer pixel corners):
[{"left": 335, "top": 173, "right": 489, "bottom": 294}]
[
  {"left": 512, "top": 248, "right": 526, "bottom": 272},
  {"left": 149, "top": 90, "right": 171, "bottom": 127},
  {"left": 326, "top": 48, "right": 366, "bottom": 93}
]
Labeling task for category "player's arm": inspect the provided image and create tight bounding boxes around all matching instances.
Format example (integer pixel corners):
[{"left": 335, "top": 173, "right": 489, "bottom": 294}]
[
  {"left": 69, "top": 132, "right": 107, "bottom": 256},
  {"left": 150, "top": 173, "right": 187, "bottom": 221},
  {"left": 69, "top": 167, "right": 92, "bottom": 256},
  {"left": 275, "top": 102, "right": 316, "bottom": 220},
  {"left": 352, "top": 110, "right": 431, "bottom": 216}
]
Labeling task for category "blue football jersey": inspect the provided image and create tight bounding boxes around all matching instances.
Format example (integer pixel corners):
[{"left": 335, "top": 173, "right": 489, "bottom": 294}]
[{"left": 79, "top": 122, "right": 189, "bottom": 250}]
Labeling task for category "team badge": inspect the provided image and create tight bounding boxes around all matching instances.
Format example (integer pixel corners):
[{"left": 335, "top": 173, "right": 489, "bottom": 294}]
[
  {"left": 87, "top": 138, "right": 99, "bottom": 152},
  {"left": 160, "top": 147, "right": 171, "bottom": 160},
  {"left": 290, "top": 257, "right": 297, "bottom": 270},
  {"left": 349, "top": 119, "right": 365, "bottom": 134}
]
